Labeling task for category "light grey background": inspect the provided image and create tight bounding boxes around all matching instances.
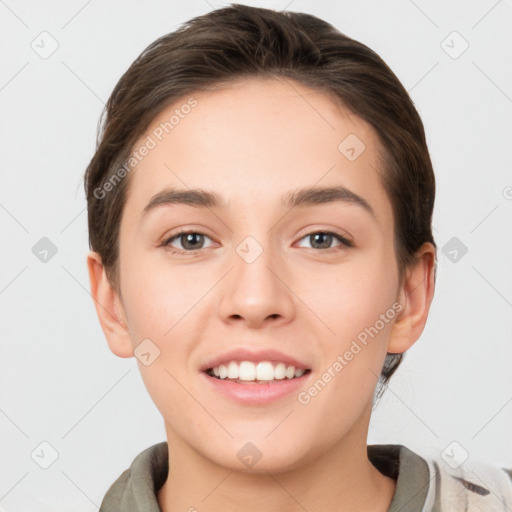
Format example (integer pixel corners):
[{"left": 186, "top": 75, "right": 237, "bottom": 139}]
[{"left": 1, "top": 0, "right": 511, "bottom": 510}]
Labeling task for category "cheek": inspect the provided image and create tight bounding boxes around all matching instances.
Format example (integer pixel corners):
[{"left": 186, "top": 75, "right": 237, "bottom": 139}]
[
  {"left": 120, "top": 255, "right": 205, "bottom": 341},
  {"left": 295, "top": 261, "right": 398, "bottom": 439},
  {"left": 118, "top": 256, "right": 212, "bottom": 394},
  {"left": 118, "top": 263, "right": 204, "bottom": 419},
  {"left": 297, "top": 252, "right": 398, "bottom": 344}
]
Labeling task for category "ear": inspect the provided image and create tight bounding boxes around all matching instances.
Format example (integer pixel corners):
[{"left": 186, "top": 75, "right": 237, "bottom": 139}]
[
  {"left": 387, "top": 242, "right": 436, "bottom": 354},
  {"left": 87, "top": 251, "right": 134, "bottom": 358}
]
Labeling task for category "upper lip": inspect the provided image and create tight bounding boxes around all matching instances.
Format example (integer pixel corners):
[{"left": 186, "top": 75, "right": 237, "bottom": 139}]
[{"left": 199, "top": 347, "right": 311, "bottom": 372}]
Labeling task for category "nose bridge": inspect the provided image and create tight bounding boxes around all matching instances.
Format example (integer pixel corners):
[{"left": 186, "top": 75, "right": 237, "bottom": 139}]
[
  {"left": 233, "top": 229, "right": 281, "bottom": 295},
  {"left": 230, "top": 202, "right": 279, "bottom": 270},
  {"left": 218, "top": 224, "right": 294, "bottom": 325}
]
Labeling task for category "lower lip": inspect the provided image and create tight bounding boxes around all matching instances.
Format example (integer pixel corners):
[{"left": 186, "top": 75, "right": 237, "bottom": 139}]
[{"left": 200, "top": 371, "right": 312, "bottom": 404}]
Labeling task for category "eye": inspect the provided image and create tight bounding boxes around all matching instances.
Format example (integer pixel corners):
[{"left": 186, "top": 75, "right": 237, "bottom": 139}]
[
  {"left": 162, "top": 230, "right": 214, "bottom": 253},
  {"left": 296, "top": 231, "right": 353, "bottom": 252},
  {"left": 161, "top": 229, "right": 352, "bottom": 255}
]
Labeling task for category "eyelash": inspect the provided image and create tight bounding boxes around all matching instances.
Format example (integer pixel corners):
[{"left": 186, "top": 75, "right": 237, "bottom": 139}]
[{"left": 161, "top": 228, "right": 353, "bottom": 255}]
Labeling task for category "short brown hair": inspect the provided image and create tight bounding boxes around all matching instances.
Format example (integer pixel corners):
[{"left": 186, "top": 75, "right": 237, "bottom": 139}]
[{"left": 84, "top": 4, "right": 436, "bottom": 395}]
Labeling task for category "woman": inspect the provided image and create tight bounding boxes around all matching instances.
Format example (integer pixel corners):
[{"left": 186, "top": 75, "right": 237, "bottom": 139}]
[{"left": 84, "top": 4, "right": 512, "bottom": 511}]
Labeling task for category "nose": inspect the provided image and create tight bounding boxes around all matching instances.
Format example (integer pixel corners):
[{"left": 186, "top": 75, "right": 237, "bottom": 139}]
[{"left": 218, "top": 236, "right": 296, "bottom": 329}]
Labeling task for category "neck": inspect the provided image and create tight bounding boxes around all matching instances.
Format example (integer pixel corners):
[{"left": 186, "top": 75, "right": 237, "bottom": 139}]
[{"left": 157, "top": 406, "right": 396, "bottom": 512}]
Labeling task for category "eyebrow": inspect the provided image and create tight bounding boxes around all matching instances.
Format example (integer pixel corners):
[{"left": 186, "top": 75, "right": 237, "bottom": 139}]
[{"left": 141, "top": 185, "right": 375, "bottom": 219}]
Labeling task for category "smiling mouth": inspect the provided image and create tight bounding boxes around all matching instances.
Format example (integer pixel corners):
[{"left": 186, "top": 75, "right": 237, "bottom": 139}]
[{"left": 204, "top": 366, "right": 311, "bottom": 384}]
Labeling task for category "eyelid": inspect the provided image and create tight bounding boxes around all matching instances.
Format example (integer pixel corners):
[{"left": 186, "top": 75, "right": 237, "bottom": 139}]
[
  {"left": 294, "top": 225, "right": 353, "bottom": 247},
  {"left": 161, "top": 227, "right": 216, "bottom": 251}
]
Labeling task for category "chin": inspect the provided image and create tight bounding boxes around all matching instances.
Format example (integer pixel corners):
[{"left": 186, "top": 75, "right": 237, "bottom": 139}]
[{"left": 201, "top": 435, "right": 311, "bottom": 475}]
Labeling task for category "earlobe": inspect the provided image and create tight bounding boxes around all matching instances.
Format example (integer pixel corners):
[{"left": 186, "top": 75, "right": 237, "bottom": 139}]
[
  {"left": 86, "top": 251, "right": 134, "bottom": 358},
  {"left": 387, "top": 243, "right": 436, "bottom": 354}
]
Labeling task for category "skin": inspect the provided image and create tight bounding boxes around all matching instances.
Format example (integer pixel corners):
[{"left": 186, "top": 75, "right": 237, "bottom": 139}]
[{"left": 88, "top": 77, "right": 435, "bottom": 512}]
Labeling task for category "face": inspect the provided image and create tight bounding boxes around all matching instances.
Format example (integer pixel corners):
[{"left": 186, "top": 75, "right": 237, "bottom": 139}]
[{"left": 114, "top": 77, "right": 402, "bottom": 472}]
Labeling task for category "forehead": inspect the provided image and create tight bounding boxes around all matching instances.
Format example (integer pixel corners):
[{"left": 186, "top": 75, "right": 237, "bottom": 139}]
[{"left": 123, "top": 77, "right": 392, "bottom": 226}]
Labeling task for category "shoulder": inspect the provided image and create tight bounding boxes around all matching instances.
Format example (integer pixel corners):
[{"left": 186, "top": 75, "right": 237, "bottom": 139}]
[
  {"left": 369, "top": 443, "right": 512, "bottom": 511},
  {"left": 99, "top": 442, "right": 168, "bottom": 512},
  {"left": 419, "top": 448, "right": 512, "bottom": 511}
]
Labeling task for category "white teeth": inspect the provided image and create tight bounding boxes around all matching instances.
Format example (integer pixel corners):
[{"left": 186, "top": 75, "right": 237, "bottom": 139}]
[
  {"left": 208, "top": 360, "right": 308, "bottom": 381},
  {"left": 274, "top": 362, "right": 286, "bottom": 379},
  {"left": 218, "top": 364, "right": 228, "bottom": 379},
  {"left": 239, "top": 361, "right": 256, "bottom": 380},
  {"left": 256, "top": 362, "right": 274, "bottom": 380},
  {"left": 285, "top": 365, "right": 295, "bottom": 379},
  {"left": 227, "top": 361, "right": 239, "bottom": 379}
]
